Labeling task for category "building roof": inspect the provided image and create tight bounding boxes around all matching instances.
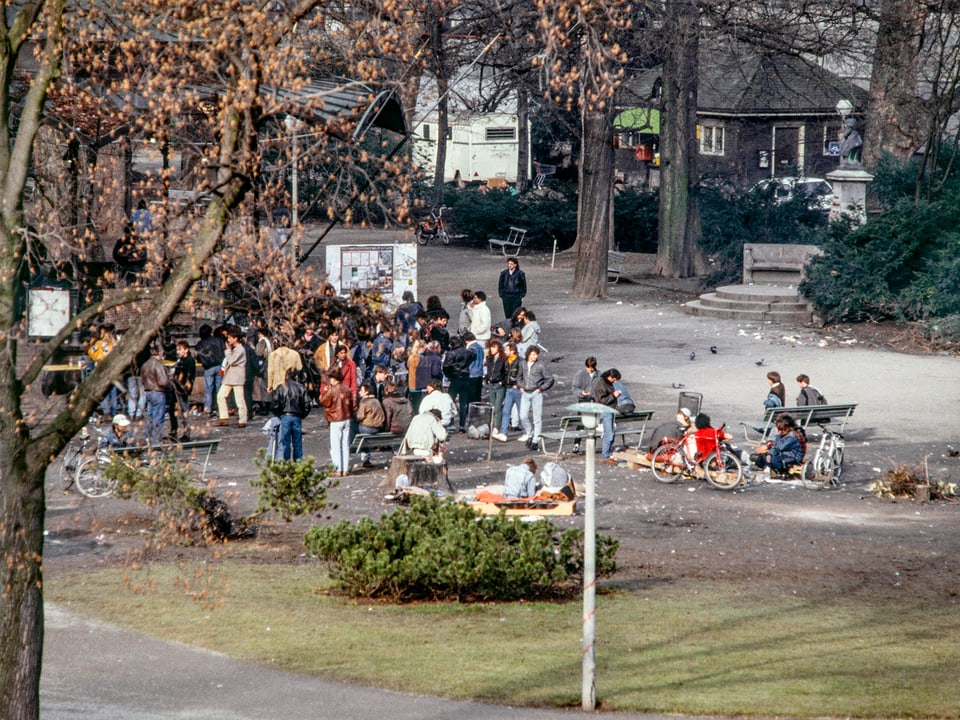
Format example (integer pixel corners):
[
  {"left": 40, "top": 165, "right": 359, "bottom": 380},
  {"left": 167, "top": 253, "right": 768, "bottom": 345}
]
[
  {"left": 618, "top": 39, "right": 869, "bottom": 122},
  {"left": 698, "top": 40, "right": 868, "bottom": 116}
]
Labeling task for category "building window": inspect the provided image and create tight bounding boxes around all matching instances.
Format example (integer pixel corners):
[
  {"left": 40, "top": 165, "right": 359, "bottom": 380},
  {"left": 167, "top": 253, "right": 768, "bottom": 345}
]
[
  {"left": 485, "top": 127, "right": 516, "bottom": 141},
  {"left": 699, "top": 125, "right": 724, "bottom": 155},
  {"left": 422, "top": 124, "right": 431, "bottom": 140}
]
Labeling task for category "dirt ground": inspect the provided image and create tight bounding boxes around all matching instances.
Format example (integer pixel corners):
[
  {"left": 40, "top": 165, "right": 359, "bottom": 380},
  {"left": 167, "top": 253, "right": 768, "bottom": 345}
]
[{"left": 43, "top": 233, "right": 960, "bottom": 610}]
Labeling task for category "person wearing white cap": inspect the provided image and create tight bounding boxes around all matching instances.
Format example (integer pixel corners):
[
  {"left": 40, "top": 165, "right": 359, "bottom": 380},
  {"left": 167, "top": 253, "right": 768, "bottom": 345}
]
[
  {"left": 647, "top": 407, "right": 694, "bottom": 455},
  {"left": 99, "top": 414, "right": 136, "bottom": 450}
]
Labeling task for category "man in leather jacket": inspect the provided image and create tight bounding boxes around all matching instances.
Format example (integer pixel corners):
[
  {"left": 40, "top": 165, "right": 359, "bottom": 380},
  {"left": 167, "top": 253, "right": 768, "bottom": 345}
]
[{"left": 271, "top": 368, "right": 312, "bottom": 461}]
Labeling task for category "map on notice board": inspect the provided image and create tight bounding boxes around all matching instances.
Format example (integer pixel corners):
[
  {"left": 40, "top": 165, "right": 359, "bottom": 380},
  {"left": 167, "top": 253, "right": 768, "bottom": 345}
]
[{"left": 325, "top": 244, "right": 418, "bottom": 299}]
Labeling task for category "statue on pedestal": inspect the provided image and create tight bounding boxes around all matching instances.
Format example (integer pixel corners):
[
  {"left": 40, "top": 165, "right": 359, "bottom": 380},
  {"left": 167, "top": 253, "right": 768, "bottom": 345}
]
[{"left": 839, "top": 117, "right": 863, "bottom": 169}]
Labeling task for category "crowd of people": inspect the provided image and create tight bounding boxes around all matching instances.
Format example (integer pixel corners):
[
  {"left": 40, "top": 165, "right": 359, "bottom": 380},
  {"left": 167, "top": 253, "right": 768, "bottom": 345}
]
[{"left": 79, "top": 254, "right": 827, "bottom": 486}]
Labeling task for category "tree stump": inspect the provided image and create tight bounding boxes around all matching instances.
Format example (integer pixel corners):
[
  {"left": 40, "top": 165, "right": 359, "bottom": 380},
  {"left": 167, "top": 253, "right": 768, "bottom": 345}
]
[{"left": 382, "top": 455, "right": 452, "bottom": 493}]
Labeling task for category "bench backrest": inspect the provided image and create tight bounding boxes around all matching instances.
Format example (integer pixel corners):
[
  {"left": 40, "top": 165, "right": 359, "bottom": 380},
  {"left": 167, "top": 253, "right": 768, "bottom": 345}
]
[
  {"left": 608, "top": 250, "right": 625, "bottom": 269},
  {"left": 760, "top": 403, "right": 856, "bottom": 436},
  {"left": 506, "top": 227, "right": 527, "bottom": 244}
]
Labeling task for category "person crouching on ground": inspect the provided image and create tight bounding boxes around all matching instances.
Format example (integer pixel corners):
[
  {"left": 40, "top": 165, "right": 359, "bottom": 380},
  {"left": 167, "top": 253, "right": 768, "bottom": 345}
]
[
  {"left": 503, "top": 458, "right": 538, "bottom": 499},
  {"left": 401, "top": 408, "right": 447, "bottom": 459},
  {"left": 752, "top": 415, "right": 804, "bottom": 474},
  {"left": 318, "top": 369, "right": 354, "bottom": 477}
]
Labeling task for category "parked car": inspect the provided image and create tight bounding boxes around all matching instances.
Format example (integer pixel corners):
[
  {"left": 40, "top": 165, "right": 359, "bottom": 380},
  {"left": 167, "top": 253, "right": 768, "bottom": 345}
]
[{"left": 751, "top": 177, "right": 833, "bottom": 212}]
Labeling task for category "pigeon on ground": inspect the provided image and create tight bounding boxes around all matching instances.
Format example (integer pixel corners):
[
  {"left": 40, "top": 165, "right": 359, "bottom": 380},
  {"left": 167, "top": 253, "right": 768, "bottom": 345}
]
[
  {"left": 689, "top": 352, "right": 696, "bottom": 361},
  {"left": 755, "top": 358, "right": 765, "bottom": 366},
  {"left": 672, "top": 382, "right": 685, "bottom": 389},
  {"left": 550, "top": 355, "right": 564, "bottom": 362},
  {"left": 710, "top": 346, "right": 718, "bottom": 354}
]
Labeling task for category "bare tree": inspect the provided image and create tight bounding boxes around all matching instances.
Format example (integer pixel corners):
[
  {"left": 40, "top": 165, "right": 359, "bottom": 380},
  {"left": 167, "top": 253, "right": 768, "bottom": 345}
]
[{"left": 0, "top": 0, "right": 415, "bottom": 716}]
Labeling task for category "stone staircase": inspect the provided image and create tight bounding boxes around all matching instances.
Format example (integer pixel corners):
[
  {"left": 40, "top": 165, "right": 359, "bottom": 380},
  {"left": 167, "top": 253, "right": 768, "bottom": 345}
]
[{"left": 683, "top": 284, "right": 815, "bottom": 323}]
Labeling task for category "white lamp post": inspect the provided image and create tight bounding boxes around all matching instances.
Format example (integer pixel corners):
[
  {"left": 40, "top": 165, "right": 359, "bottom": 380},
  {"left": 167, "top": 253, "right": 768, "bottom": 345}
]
[
  {"left": 566, "top": 401, "right": 618, "bottom": 711},
  {"left": 835, "top": 98, "right": 853, "bottom": 120}
]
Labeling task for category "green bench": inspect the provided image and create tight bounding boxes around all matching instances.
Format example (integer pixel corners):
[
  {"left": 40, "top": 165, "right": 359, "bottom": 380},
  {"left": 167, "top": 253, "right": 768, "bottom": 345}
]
[
  {"left": 539, "top": 410, "right": 654, "bottom": 458},
  {"left": 121, "top": 438, "right": 221, "bottom": 481},
  {"left": 740, "top": 403, "right": 857, "bottom": 441},
  {"left": 351, "top": 432, "right": 403, "bottom": 457}
]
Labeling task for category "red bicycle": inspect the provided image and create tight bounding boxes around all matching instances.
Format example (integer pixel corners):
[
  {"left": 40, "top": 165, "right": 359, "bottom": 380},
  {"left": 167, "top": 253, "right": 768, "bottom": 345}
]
[{"left": 649, "top": 425, "right": 743, "bottom": 491}]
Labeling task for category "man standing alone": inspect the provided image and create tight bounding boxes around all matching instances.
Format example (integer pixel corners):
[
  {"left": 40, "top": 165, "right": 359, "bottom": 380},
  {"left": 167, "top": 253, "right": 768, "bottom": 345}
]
[{"left": 498, "top": 258, "right": 527, "bottom": 320}]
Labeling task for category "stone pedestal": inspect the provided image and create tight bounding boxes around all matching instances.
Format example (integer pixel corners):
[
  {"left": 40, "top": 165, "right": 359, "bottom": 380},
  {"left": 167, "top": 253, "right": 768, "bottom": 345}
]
[
  {"left": 827, "top": 167, "right": 874, "bottom": 225},
  {"left": 382, "top": 455, "right": 453, "bottom": 493}
]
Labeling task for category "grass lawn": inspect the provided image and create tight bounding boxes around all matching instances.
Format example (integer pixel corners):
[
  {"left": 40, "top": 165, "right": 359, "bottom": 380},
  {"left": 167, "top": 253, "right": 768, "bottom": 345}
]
[{"left": 48, "top": 561, "right": 960, "bottom": 717}]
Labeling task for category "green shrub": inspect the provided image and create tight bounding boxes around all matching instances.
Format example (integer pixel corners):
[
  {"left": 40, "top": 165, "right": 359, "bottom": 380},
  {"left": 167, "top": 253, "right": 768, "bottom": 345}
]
[
  {"left": 698, "top": 184, "right": 828, "bottom": 287},
  {"left": 802, "top": 195, "right": 960, "bottom": 323},
  {"left": 304, "top": 495, "right": 618, "bottom": 602},
  {"left": 251, "top": 450, "right": 339, "bottom": 521},
  {"left": 107, "top": 454, "right": 250, "bottom": 543},
  {"left": 614, "top": 187, "right": 658, "bottom": 252}
]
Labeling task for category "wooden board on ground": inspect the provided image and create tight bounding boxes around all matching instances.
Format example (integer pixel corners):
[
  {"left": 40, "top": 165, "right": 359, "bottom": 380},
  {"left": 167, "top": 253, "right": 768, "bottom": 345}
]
[
  {"left": 467, "top": 500, "right": 576, "bottom": 517},
  {"left": 612, "top": 449, "right": 650, "bottom": 469},
  {"left": 382, "top": 455, "right": 453, "bottom": 493}
]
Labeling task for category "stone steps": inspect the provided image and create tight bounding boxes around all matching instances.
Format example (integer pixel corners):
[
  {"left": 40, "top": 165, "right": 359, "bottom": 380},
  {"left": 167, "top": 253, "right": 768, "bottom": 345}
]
[{"left": 682, "top": 284, "right": 815, "bottom": 323}]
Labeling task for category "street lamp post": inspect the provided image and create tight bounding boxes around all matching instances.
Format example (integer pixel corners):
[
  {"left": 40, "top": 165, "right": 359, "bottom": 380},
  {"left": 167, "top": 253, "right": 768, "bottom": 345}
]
[{"left": 566, "top": 401, "right": 618, "bottom": 712}]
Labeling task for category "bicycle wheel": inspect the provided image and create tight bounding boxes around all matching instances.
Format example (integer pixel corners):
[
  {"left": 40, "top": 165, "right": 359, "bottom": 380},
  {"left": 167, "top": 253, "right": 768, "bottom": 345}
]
[
  {"left": 415, "top": 228, "right": 429, "bottom": 246},
  {"left": 798, "top": 460, "right": 827, "bottom": 490},
  {"left": 440, "top": 228, "right": 450, "bottom": 245},
  {"left": 74, "top": 457, "right": 117, "bottom": 498},
  {"left": 650, "top": 445, "right": 682, "bottom": 483},
  {"left": 57, "top": 442, "right": 84, "bottom": 492},
  {"left": 703, "top": 450, "right": 742, "bottom": 490}
]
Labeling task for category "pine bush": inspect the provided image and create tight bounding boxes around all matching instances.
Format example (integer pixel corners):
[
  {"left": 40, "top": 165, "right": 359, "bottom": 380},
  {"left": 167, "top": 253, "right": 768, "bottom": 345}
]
[{"left": 304, "top": 496, "right": 619, "bottom": 602}]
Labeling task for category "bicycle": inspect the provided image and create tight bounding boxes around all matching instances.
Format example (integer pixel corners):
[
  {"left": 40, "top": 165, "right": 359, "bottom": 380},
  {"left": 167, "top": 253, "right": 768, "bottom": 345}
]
[
  {"left": 57, "top": 426, "right": 98, "bottom": 494},
  {"left": 649, "top": 426, "right": 743, "bottom": 490},
  {"left": 415, "top": 207, "right": 450, "bottom": 245},
  {"left": 799, "top": 423, "right": 845, "bottom": 490}
]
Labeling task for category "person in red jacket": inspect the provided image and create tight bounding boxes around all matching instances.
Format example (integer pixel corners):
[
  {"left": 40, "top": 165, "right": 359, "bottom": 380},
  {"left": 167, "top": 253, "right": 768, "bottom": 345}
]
[{"left": 319, "top": 369, "right": 354, "bottom": 476}]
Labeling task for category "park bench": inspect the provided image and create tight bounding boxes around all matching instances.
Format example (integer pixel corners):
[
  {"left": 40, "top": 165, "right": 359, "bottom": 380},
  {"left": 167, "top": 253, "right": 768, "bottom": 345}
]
[
  {"left": 351, "top": 431, "right": 403, "bottom": 457},
  {"left": 740, "top": 403, "right": 857, "bottom": 442},
  {"left": 539, "top": 410, "right": 654, "bottom": 458},
  {"left": 122, "top": 438, "right": 221, "bottom": 481},
  {"left": 608, "top": 250, "right": 626, "bottom": 285},
  {"left": 488, "top": 227, "right": 529, "bottom": 257},
  {"left": 742, "top": 243, "right": 823, "bottom": 284}
]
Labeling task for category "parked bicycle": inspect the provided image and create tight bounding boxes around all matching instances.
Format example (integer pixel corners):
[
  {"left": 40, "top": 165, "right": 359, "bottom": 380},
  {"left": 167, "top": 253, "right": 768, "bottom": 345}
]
[
  {"left": 799, "top": 423, "right": 844, "bottom": 490},
  {"left": 649, "top": 426, "right": 743, "bottom": 490},
  {"left": 415, "top": 206, "right": 450, "bottom": 245},
  {"left": 56, "top": 426, "right": 118, "bottom": 498}
]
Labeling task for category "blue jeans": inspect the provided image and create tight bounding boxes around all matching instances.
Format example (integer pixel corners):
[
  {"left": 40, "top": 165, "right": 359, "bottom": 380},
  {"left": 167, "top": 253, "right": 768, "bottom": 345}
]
[
  {"left": 329, "top": 419, "right": 351, "bottom": 473},
  {"left": 519, "top": 390, "right": 544, "bottom": 441},
  {"left": 500, "top": 387, "right": 521, "bottom": 435},
  {"left": 203, "top": 365, "right": 222, "bottom": 414},
  {"left": 144, "top": 390, "right": 167, "bottom": 444},
  {"left": 101, "top": 385, "right": 120, "bottom": 418},
  {"left": 126, "top": 376, "right": 145, "bottom": 419},
  {"left": 600, "top": 412, "right": 615, "bottom": 459},
  {"left": 279, "top": 414, "right": 303, "bottom": 461}
]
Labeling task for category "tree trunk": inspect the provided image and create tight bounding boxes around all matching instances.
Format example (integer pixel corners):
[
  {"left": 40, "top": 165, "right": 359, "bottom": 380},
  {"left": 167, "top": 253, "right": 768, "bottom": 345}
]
[
  {"left": 862, "top": 0, "right": 928, "bottom": 170},
  {"left": 654, "top": 0, "right": 703, "bottom": 279},
  {"left": 516, "top": 89, "right": 530, "bottom": 191},
  {"left": 572, "top": 107, "right": 615, "bottom": 299},
  {"left": 0, "top": 435, "right": 44, "bottom": 720}
]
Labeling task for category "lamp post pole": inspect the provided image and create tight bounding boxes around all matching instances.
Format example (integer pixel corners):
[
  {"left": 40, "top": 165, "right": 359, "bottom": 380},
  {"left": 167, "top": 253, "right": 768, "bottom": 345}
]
[
  {"left": 566, "top": 401, "right": 614, "bottom": 712},
  {"left": 582, "top": 412, "right": 597, "bottom": 711}
]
